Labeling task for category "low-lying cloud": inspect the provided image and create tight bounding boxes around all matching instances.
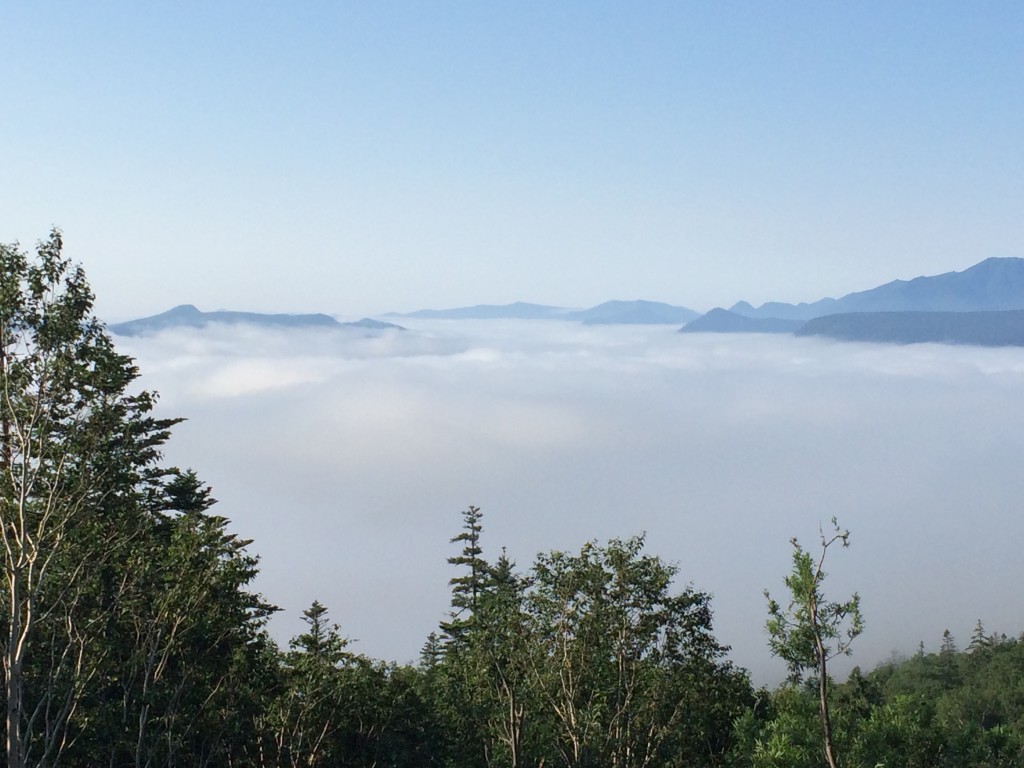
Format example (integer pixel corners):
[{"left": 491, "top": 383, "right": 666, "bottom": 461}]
[{"left": 119, "top": 321, "right": 1024, "bottom": 683}]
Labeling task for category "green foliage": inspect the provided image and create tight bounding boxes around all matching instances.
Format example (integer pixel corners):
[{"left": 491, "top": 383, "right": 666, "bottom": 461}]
[
  {"left": 0, "top": 231, "right": 275, "bottom": 767},
  {"left": 545, "top": 532, "right": 746, "bottom": 765},
  {"left": 528, "top": 534, "right": 749, "bottom": 768},
  {"left": 738, "top": 686, "right": 822, "bottom": 768},
  {"left": 427, "top": 514, "right": 752, "bottom": 768},
  {"left": 763, "top": 518, "right": 862, "bottom": 768},
  {"left": 441, "top": 505, "right": 489, "bottom": 644},
  {"left": 24, "top": 466, "right": 277, "bottom": 767},
  {"left": 849, "top": 694, "right": 942, "bottom": 768},
  {"left": 764, "top": 521, "right": 863, "bottom": 685},
  {"left": 893, "top": 635, "right": 1024, "bottom": 767},
  {"left": 738, "top": 630, "right": 1024, "bottom": 768},
  {"left": 0, "top": 230, "right": 190, "bottom": 767}
]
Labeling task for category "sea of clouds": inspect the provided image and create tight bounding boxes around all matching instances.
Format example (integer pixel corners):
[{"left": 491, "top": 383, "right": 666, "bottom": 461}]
[{"left": 118, "top": 320, "right": 1024, "bottom": 683}]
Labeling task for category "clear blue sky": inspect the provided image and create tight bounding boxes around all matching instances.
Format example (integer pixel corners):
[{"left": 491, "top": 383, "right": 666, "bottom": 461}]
[{"left": 3, "top": 2, "right": 1022, "bottom": 320}]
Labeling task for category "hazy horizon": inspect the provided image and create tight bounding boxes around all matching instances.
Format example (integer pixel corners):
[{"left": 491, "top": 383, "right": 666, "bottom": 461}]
[{"left": 96, "top": 249, "right": 1024, "bottom": 328}]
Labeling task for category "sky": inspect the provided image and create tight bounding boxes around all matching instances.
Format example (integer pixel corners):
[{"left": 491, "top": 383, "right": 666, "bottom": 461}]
[
  {"left": 3, "top": 3, "right": 1024, "bottom": 320},
  {"left": 118, "top": 320, "right": 1024, "bottom": 684}
]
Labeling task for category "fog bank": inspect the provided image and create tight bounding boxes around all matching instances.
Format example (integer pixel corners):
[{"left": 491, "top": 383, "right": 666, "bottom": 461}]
[{"left": 120, "top": 321, "right": 1024, "bottom": 683}]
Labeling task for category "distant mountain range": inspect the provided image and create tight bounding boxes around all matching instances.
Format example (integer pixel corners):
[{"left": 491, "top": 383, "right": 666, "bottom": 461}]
[
  {"left": 683, "top": 257, "right": 1024, "bottom": 346},
  {"left": 108, "top": 305, "right": 404, "bottom": 336},
  {"left": 111, "top": 299, "right": 701, "bottom": 336},
  {"left": 726, "top": 257, "right": 1024, "bottom": 321},
  {"left": 109, "top": 257, "right": 1024, "bottom": 346},
  {"left": 388, "top": 299, "right": 700, "bottom": 325}
]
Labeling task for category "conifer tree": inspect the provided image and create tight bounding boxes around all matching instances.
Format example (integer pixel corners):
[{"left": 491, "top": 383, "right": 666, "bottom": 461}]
[
  {"left": 440, "top": 506, "right": 489, "bottom": 643},
  {"left": 968, "top": 619, "right": 993, "bottom": 655},
  {"left": 940, "top": 629, "right": 957, "bottom": 657},
  {"left": 433, "top": 507, "right": 492, "bottom": 767}
]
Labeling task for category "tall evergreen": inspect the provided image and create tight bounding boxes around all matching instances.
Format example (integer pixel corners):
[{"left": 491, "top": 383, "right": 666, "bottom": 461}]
[
  {"left": 440, "top": 506, "right": 489, "bottom": 643},
  {"left": 432, "top": 507, "right": 493, "bottom": 767},
  {"left": 968, "top": 619, "right": 994, "bottom": 656}
]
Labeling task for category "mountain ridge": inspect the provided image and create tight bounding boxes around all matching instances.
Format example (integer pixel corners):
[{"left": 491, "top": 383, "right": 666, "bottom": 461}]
[
  {"left": 727, "top": 257, "right": 1024, "bottom": 321},
  {"left": 107, "top": 257, "right": 1024, "bottom": 342},
  {"left": 681, "top": 256, "right": 1024, "bottom": 344},
  {"left": 108, "top": 305, "right": 404, "bottom": 336}
]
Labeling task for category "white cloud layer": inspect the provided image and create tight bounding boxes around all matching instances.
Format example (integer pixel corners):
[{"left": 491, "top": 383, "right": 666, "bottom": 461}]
[{"left": 119, "top": 321, "right": 1024, "bottom": 683}]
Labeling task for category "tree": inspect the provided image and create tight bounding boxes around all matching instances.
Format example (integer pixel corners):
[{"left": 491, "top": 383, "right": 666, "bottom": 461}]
[
  {"left": 471, "top": 550, "right": 540, "bottom": 768},
  {"left": 89, "top": 470, "right": 275, "bottom": 768},
  {"left": 765, "top": 518, "right": 863, "bottom": 768},
  {"left": 431, "top": 506, "right": 493, "bottom": 768},
  {"left": 968, "top": 619, "right": 994, "bottom": 657},
  {"left": 266, "top": 600, "right": 353, "bottom": 768},
  {"left": 529, "top": 535, "right": 745, "bottom": 768},
  {"left": 440, "top": 505, "right": 488, "bottom": 644},
  {"left": 0, "top": 230, "right": 182, "bottom": 768},
  {"left": 940, "top": 629, "right": 957, "bottom": 657}
]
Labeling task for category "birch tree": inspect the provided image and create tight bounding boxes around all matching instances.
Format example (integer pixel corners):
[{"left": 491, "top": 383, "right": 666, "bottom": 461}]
[
  {"left": 765, "top": 518, "right": 863, "bottom": 768},
  {"left": 528, "top": 536, "right": 742, "bottom": 768},
  {"left": 0, "top": 230, "right": 176, "bottom": 768}
]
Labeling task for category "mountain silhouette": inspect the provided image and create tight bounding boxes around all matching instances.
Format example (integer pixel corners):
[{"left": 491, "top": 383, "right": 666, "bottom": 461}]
[
  {"left": 727, "top": 257, "right": 1024, "bottom": 321},
  {"left": 108, "top": 305, "right": 403, "bottom": 336}
]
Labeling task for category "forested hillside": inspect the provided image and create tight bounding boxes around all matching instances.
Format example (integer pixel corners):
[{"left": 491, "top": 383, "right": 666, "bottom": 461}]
[{"left": 1, "top": 232, "right": 1020, "bottom": 767}]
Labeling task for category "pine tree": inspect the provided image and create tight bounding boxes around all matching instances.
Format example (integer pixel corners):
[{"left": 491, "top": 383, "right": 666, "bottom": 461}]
[
  {"left": 938, "top": 629, "right": 960, "bottom": 690},
  {"left": 940, "top": 629, "right": 957, "bottom": 656},
  {"left": 440, "top": 506, "right": 489, "bottom": 643},
  {"left": 264, "top": 601, "right": 352, "bottom": 767},
  {"left": 432, "top": 507, "right": 492, "bottom": 767},
  {"left": 968, "top": 619, "right": 993, "bottom": 655}
]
